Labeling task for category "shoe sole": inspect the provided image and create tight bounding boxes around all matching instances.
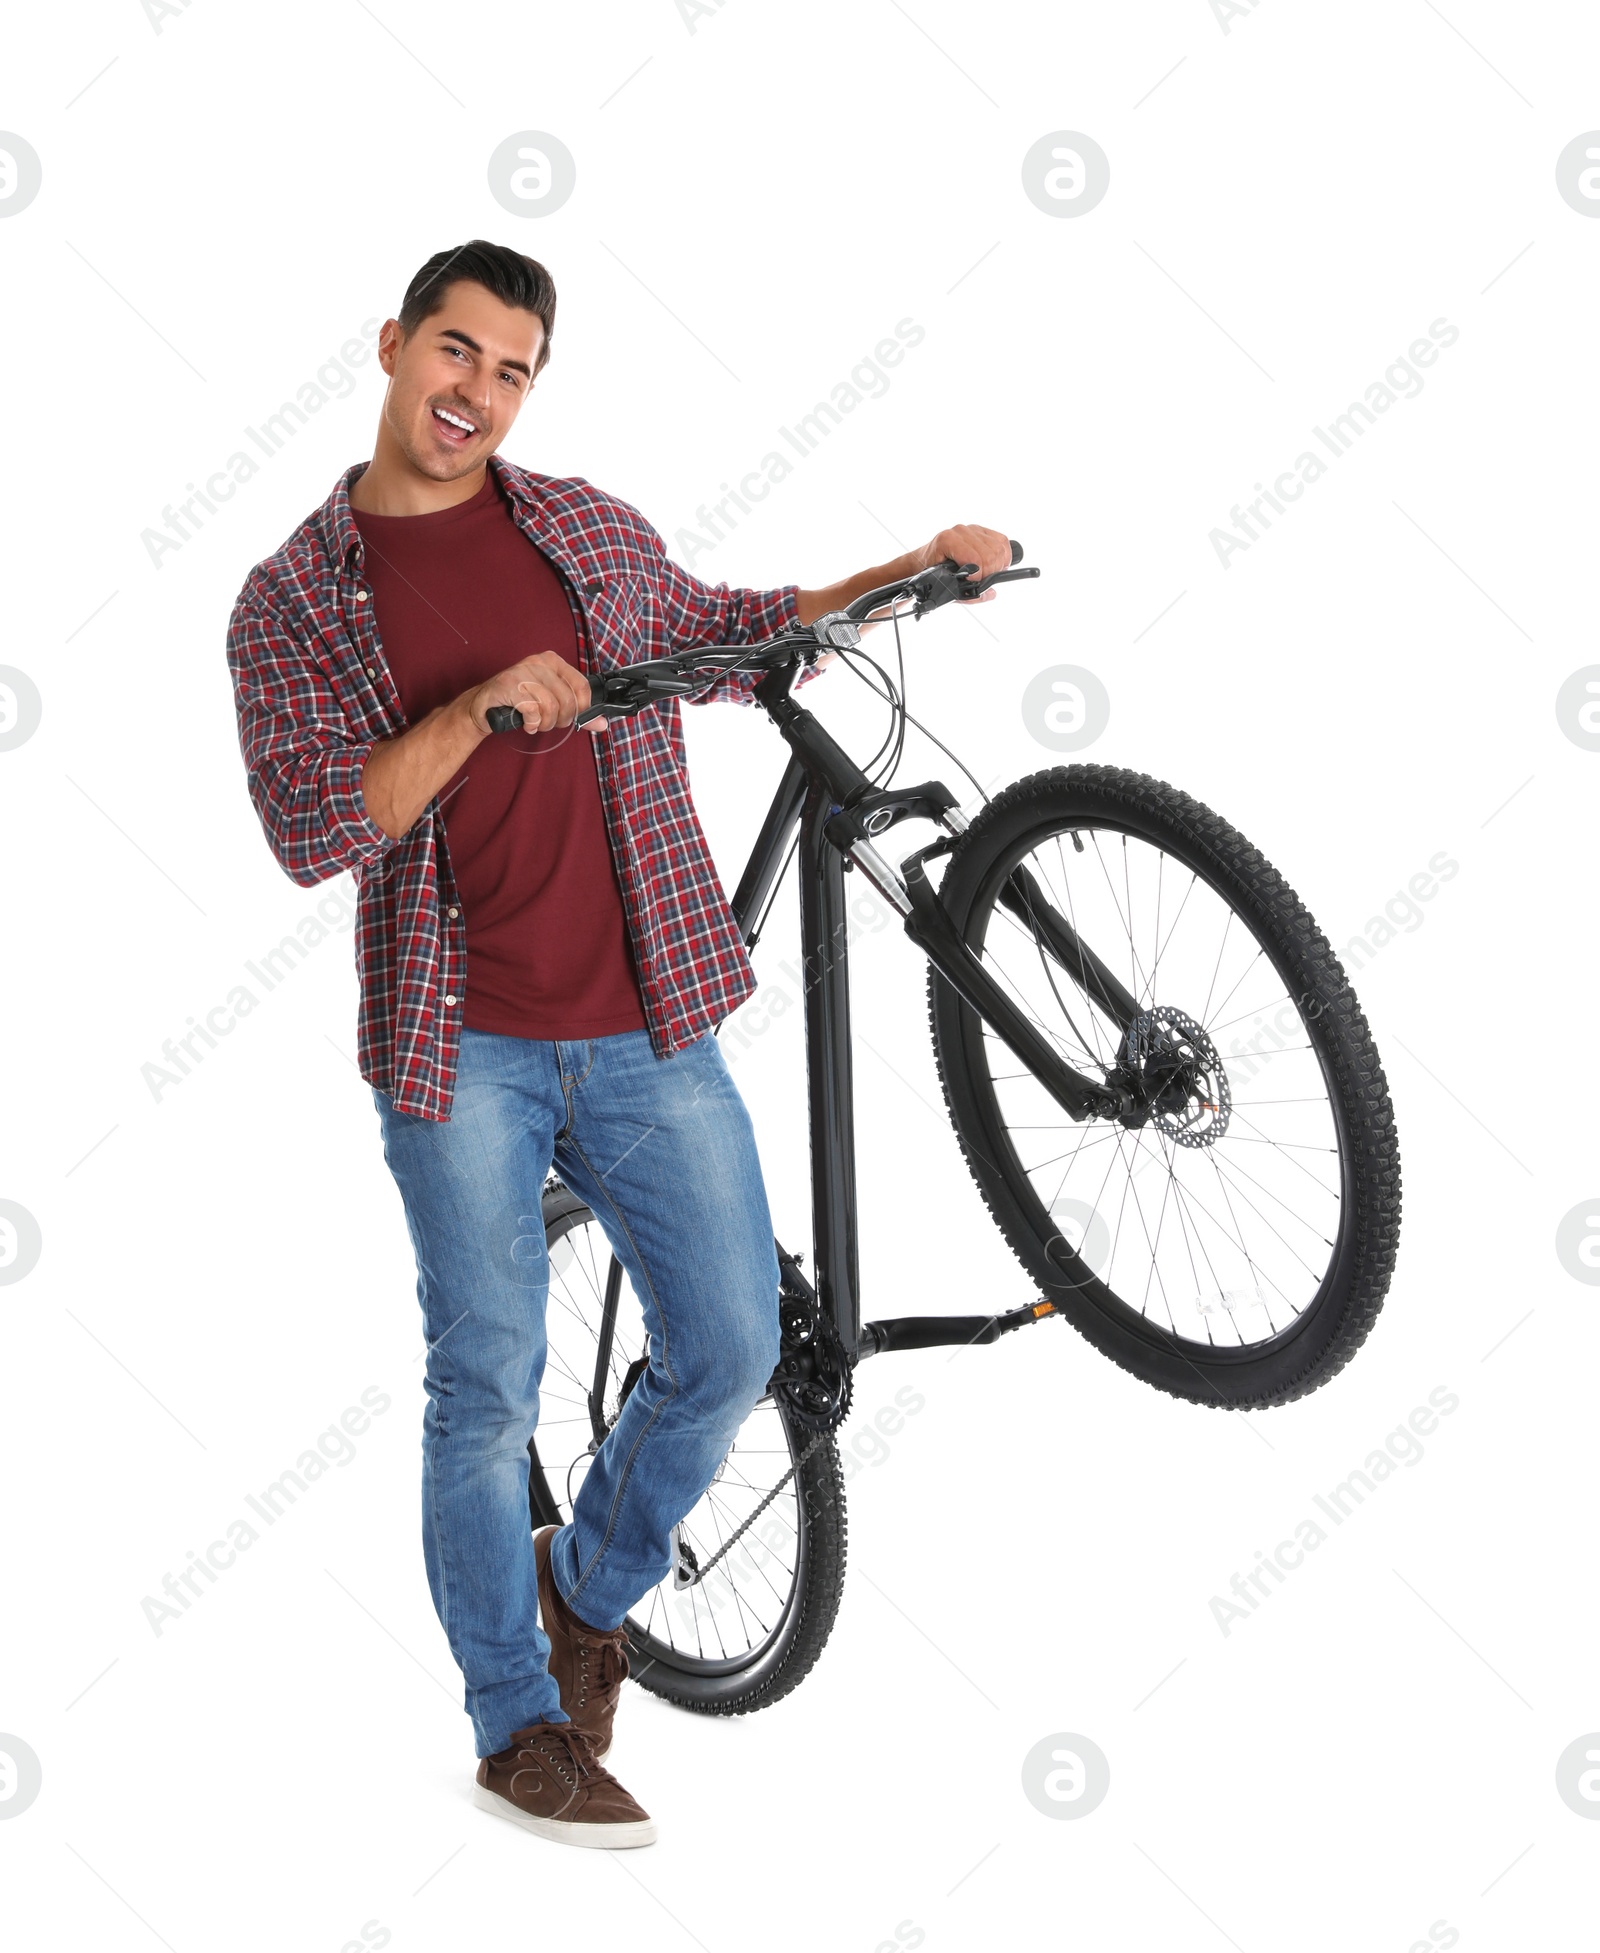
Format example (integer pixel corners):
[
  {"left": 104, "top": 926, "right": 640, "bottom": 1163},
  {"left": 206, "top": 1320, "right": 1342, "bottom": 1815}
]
[{"left": 472, "top": 1782, "right": 656, "bottom": 1848}]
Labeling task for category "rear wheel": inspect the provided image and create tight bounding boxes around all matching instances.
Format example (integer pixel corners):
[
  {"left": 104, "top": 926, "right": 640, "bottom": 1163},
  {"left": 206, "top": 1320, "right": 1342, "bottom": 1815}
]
[
  {"left": 928, "top": 765, "right": 1401, "bottom": 1408},
  {"left": 529, "top": 1185, "right": 848, "bottom": 1715}
]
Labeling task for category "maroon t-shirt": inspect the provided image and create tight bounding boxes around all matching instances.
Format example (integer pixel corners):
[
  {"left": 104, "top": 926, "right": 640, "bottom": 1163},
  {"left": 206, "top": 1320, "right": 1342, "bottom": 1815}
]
[{"left": 352, "top": 471, "right": 646, "bottom": 1040}]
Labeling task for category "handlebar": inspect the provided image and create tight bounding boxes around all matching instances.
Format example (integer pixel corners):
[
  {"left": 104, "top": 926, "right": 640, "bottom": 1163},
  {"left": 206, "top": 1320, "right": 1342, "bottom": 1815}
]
[{"left": 483, "top": 540, "right": 1039, "bottom": 733}]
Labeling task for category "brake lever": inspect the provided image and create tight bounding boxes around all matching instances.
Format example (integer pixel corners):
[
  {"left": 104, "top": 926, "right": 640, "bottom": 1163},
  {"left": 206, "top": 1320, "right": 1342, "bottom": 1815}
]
[
  {"left": 942, "top": 538, "right": 1041, "bottom": 602},
  {"left": 955, "top": 564, "right": 1040, "bottom": 601},
  {"left": 917, "top": 540, "right": 1041, "bottom": 613},
  {"left": 573, "top": 674, "right": 696, "bottom": 727}
]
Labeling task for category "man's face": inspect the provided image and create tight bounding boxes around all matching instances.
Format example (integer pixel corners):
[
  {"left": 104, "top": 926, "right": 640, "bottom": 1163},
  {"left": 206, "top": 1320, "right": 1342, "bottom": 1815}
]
[{"left": 374, "top": 280, "right": 545, "bottom": 482}]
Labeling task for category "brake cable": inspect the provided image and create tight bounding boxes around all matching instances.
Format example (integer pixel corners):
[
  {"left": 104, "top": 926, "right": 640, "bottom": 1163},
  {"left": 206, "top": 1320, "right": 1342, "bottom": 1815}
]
[
  {"left": 746, "top": 829, "right": 801, "bottom": 952},
  {"left": 833, "top": 639, "right": 993, "bottom": 810}
]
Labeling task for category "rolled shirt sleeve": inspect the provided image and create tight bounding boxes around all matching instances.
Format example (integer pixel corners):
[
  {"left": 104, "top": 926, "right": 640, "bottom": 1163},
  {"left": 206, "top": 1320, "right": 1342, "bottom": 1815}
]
[{"left": 226, "top": 592, "right": 398, "bottom": 888}]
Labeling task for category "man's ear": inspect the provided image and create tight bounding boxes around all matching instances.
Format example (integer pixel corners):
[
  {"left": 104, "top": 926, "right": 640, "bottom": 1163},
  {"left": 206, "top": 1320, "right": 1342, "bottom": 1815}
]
[{"left": 376, "top": 318, "right": 402, "bottom": 378}]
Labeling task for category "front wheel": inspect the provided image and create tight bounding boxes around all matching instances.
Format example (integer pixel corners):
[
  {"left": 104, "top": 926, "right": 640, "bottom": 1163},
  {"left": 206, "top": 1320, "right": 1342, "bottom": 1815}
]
[{"left": 928, "top": 765, "right": 1401, "bottom": 1409}]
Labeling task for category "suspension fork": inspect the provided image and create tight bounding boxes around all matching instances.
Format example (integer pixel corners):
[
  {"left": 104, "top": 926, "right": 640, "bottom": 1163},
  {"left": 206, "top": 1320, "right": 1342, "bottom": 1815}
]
[
  {"left": 839, "top": 832, "right": 1132, "bottom": 1123},
  {"left": 1000, "top": 862, "right": 1142, "bottom": 1030}
]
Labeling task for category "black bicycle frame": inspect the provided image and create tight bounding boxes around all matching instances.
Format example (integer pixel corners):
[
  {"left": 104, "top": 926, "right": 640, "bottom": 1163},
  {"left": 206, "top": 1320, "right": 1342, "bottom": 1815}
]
[{"left": 727, "top": 660, "right": 1137, "bottom": 1366}]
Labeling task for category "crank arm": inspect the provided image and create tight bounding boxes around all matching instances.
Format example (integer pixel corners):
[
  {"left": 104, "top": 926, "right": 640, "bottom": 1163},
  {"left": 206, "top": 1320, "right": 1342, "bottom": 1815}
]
[{"left": 857, "top": 1297, "right": 1064, "bottom": 1358}]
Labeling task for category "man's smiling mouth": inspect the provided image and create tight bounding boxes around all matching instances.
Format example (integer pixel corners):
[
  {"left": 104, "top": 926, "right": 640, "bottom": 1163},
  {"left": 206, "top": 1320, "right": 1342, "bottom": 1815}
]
[{"left": 432, "top": 406, "right": 479, "bottom": 440}]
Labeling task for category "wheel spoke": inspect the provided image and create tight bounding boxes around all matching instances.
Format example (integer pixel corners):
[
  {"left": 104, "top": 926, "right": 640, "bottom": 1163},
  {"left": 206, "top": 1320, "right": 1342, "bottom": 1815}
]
[
  {"left": 959, "top": 813, "right": 1345, "bottom": 1350},
  {"left": 538, "top": 1213, "right": 823, "bottom": 1687}
]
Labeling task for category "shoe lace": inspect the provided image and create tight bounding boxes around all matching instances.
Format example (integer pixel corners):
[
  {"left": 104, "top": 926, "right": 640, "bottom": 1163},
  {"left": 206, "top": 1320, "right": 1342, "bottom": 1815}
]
[
  {"left": 558, "top": 1719, "right": 625, "bottom": 1786},
  {"left": 520, "top": 1721, "right": 589, "bottom": 1786},
  {"left": 576, "top": 1631, "right": 628, "bottom": 1706}
]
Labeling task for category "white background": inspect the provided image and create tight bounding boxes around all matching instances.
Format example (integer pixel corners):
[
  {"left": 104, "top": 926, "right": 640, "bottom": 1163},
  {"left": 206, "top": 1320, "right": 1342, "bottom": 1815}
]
[{"left": 2, "top": 2, "right": 1596, "bottom": 1948}]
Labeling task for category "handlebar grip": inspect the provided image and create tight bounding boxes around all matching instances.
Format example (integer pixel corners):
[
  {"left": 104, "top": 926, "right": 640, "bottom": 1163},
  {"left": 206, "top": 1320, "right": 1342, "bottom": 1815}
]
[
  {"left": 488, "top": 701, "right": 616, "bottom": 731},
  {"left": 491, "top": 694, "right": 649, "bottom": 732},
  {"left": 940, "top": 541, "right": 1024, "bottom": 583}
]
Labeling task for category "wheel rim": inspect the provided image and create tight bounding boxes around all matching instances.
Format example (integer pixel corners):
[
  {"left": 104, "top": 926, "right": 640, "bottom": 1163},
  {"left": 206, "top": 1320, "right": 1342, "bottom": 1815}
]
[
  {"left": 955, "top": 815, "right": 1349, "bottom": 1354},
  {"left": 532, "top": 1205, "right": 811, "bottom": 1678}
]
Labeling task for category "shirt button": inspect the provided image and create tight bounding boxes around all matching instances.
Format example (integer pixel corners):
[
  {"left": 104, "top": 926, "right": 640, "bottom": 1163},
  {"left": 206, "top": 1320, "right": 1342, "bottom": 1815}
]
[
  {"left": 356, "top": 589, "right": 370, "bottom": 603},
  {"left": 447, "top": 906, "right": 459, "bottom": 918},
  {"left": 444, "top": 993, "right": 458, "bottom": 1006},
  {"left": 365, "top": 666, "right": 376, "bottom": 678}
]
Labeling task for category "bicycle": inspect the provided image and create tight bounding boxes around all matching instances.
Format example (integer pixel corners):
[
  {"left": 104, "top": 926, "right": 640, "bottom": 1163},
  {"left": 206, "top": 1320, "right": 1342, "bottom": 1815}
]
[{"left": 484, "top": 545, "right": 1402, "bottom": 1717}]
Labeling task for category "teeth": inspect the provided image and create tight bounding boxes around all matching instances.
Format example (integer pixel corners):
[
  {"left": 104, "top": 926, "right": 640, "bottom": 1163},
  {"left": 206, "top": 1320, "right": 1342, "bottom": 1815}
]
[{"left": 434, "top": 408, "right": 476, "bottom": 433}]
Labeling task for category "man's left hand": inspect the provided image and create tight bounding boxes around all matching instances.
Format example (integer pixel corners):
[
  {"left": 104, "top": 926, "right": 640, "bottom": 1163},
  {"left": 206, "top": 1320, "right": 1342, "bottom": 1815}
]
[
  {"left": 795, "top": 521, "right": 1021, "bottom": 644},
  {"left": 910, "top": 524, "right": 1015, "bottom": 599}
]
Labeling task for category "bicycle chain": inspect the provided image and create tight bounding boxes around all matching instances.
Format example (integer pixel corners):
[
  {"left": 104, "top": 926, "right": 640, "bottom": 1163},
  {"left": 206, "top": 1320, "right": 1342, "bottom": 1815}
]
[{"left": 676, "top": 1428, "right": 829, "bottom": 1588}]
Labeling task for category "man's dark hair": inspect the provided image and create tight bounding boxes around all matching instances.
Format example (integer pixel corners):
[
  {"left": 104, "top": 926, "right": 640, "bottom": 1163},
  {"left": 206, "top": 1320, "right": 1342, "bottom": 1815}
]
[{"left": 397, "top": 240, "right": 557, "bottom": 375}]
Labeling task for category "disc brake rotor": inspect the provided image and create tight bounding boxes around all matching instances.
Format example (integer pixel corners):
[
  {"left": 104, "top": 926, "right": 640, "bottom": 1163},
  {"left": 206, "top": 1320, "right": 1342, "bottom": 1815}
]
[{"left": 1125, "top": 1005, "right": 1232, "bottom": 1148}]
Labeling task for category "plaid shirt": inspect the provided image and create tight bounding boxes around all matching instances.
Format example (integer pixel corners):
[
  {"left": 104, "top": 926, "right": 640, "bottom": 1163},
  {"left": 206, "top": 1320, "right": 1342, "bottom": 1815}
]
[{"left": 226, "top": 453, "right": 803, "bottom": 1120}]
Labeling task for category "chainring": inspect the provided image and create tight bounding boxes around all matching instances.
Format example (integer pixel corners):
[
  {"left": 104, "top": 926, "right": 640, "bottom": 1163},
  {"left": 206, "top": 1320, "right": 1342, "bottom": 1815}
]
[{"left": 771, "top": 1254, "right": 854, "bottom": 1434}]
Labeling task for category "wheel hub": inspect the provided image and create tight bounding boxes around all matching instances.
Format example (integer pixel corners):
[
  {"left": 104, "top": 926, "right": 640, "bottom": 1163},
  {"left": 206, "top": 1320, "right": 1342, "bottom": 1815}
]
[{"left": 1117, "top": 1005, "right": 1231, "bottom": 1148}]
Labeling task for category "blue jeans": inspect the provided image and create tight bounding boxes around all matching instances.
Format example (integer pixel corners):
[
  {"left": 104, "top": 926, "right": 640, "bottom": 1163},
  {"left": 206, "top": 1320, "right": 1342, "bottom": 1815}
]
[{"left": 372, "top": 1026, "right": 781, "bottom": 1757}]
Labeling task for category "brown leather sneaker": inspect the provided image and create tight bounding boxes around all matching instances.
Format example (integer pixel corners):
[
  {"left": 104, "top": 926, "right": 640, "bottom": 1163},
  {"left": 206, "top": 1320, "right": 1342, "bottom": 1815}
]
[
  {"left": 534, "top": 1524, "right": 629, "bottom": 1761},
  {"left": 473, "top": 1719, "right": 656, "bottom": 1848}
]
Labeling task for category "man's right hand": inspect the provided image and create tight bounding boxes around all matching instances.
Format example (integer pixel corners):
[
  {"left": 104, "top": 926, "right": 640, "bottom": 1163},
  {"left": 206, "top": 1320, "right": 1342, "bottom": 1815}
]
[
  {"left": 366, "top": 652, "right": 596, "bottom": 839},
  {"left": 464, "top": 652, "right": 592, "bottom": 736}
]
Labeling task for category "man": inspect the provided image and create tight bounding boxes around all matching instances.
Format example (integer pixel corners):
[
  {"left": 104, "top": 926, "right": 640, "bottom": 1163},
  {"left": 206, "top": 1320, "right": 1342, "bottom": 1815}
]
[{"left": 226, "top": 239, "right": 1012, "bottom": 1848}]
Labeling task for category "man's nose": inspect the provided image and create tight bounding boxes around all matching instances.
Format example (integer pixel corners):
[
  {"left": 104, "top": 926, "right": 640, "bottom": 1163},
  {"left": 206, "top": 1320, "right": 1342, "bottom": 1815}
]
[{"left": 458, "top": 373, "right": 494, "bottom": 418}]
